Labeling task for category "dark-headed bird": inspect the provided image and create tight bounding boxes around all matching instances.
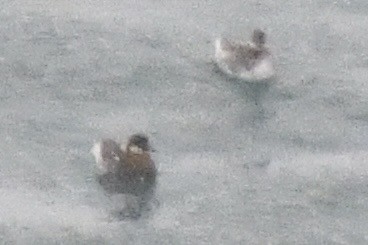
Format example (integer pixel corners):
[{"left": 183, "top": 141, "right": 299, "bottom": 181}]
[{"left": 91, "top": 134, "right": 157, "bottom": 219}]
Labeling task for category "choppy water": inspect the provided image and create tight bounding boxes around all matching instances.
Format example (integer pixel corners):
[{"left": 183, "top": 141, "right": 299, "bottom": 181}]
[{"left": 1, "top": 0, "right": 368, "bottom": 244}]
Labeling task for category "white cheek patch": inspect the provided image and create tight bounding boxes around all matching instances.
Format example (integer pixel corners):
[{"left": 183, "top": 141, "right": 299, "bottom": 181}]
[{"left": 129, "top": 145, "right": 143, "bottom": 154}]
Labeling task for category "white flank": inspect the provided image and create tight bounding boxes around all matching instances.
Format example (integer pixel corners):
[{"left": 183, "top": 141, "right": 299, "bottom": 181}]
[
  {"left": 90, "top": 141, "right": 107, "bottom": 172},
  {"left": 128, "top": 145, "right": 143, "bottom": 154}
]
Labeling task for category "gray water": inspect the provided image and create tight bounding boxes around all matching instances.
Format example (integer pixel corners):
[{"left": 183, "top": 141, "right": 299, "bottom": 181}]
[{"left": 1, "top": 0, "right": 368, "bottom": 244}]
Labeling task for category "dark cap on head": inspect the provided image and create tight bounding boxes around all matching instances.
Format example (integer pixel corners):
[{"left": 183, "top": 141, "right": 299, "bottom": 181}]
[
  {"left": 252, "top": 29, "right": 266, "bottom": 46},
  {"left": 128, "top": 134, "right": 150, "bottom": 151}
]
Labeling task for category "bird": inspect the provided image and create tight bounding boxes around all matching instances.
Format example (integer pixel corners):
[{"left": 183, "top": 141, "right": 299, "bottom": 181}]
[
  {"left": 215, "top": 29, "right": 275, "bottom": 82},
  {"left": 90, "top": 134, "right": 157, "bottom": 219}
]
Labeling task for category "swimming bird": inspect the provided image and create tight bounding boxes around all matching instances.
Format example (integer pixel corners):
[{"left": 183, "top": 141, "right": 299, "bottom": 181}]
[
  {"left": 90, "top": 134, "right": 157, "bottom": 219},
  {"left": 215, "top": 29, "right": 275, "bottom": 82}
]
